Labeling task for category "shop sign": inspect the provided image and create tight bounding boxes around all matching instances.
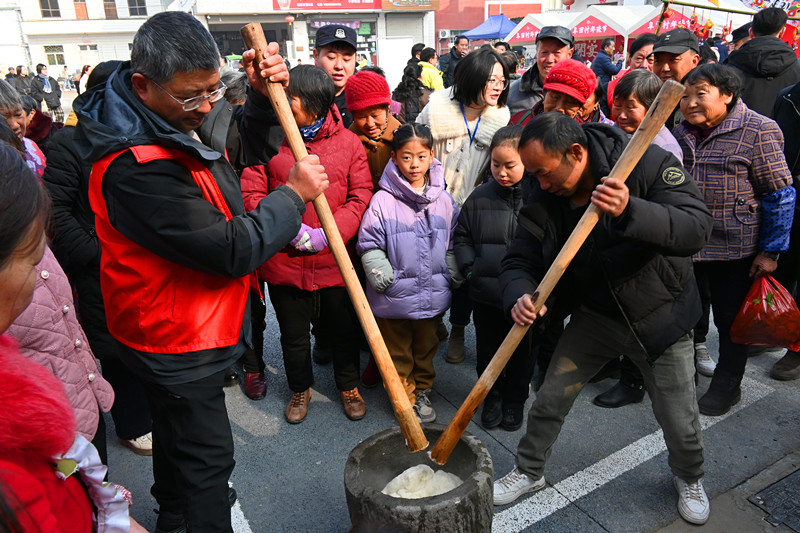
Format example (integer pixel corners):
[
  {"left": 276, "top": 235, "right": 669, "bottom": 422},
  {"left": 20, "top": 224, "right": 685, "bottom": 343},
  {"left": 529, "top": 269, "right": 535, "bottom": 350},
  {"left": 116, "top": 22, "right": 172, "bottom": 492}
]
[
  {"left": 382, "top": 0, "right": 438, "bottom": 11},
  {"left": 274, "top": 0, "right": 380, "bottom": 10}
]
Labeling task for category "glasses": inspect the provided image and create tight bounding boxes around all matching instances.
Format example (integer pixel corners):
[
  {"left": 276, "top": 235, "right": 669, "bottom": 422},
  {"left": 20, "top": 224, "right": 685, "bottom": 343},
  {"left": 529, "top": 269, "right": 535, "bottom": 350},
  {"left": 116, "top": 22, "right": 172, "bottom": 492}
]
[
  {"left": 486, "top": 77, "right": 508, "bottom": 90},
  {"left": 150, "top": 78, "right": 227, "bottom": 111}
]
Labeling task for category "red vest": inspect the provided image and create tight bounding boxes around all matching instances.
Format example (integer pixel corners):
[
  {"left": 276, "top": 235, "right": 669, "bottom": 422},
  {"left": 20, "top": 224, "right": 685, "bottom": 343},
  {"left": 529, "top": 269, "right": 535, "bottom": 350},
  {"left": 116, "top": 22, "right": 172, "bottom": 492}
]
[{"left": 89, "top": 145, "right": 248, "bottom": 354}]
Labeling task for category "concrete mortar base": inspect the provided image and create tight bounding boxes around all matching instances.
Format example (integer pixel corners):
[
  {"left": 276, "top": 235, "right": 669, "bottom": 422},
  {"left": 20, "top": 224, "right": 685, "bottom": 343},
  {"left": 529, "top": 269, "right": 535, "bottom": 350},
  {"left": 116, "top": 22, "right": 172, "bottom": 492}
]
[{"left": 344, "top": 424, "right": 494, "bottom": 533}]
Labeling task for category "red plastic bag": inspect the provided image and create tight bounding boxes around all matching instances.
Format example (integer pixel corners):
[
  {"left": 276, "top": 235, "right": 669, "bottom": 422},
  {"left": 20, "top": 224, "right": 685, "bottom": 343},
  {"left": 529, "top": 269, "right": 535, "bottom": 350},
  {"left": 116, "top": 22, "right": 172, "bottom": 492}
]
[{"left": 730, "top": 276, "right": 800, "bottom": 351}]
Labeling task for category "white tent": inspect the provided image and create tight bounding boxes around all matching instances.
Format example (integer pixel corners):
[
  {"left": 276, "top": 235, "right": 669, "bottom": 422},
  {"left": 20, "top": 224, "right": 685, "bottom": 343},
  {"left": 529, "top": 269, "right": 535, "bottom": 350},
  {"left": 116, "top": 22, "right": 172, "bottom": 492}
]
[{"left": 504, "top": 12, "right": 581, "bottom": 45}]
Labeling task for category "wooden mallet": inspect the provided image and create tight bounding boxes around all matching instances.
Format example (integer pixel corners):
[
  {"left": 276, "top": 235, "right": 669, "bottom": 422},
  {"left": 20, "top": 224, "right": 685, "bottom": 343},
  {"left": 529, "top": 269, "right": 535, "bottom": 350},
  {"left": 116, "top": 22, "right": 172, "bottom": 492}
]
[
  {"left": 240, "top": 23, "right": 428, "bottom": 453},
  {"left": 429, "top": 80, "right": 687, "bottom": 465}
]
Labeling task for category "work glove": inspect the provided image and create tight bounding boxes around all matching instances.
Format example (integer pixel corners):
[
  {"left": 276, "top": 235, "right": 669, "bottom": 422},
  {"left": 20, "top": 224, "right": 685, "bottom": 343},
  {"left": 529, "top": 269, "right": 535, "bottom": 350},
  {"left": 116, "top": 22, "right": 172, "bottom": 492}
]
[{"left": 290, "top": 223, "right": 328, "bottom": 253}]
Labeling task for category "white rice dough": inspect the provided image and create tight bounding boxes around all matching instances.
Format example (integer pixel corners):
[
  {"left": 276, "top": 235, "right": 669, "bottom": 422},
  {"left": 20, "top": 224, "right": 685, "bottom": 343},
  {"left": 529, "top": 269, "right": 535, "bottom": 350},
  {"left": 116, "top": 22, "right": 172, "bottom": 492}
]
[{"left": 381, "top": 464, "right": 463, "bottom": 499}]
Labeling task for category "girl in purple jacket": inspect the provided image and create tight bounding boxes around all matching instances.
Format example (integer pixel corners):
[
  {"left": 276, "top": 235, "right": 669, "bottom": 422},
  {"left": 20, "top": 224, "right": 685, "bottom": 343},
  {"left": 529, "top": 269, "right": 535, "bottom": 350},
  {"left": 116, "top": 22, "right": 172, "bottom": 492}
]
[{"left": 357, "top": 124, "right": 460, "bottom": 423}]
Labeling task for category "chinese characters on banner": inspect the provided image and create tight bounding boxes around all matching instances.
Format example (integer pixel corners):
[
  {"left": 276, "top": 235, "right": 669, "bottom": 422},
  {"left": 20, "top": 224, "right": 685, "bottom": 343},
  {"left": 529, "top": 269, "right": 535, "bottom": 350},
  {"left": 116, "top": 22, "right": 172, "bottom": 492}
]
[
  {"left": 508, "top": 23, "right": 541, "bottom": 43},
  {"left": 274, "top": 0, "right": 379, "bottom": 9}
]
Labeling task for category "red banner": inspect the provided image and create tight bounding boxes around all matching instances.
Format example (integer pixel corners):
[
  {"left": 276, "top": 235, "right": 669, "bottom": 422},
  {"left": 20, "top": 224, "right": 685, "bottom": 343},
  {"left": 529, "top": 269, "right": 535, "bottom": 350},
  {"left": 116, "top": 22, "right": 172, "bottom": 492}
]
[
  {"left": 631, "top": 8, "right": 691, "bottom": 35},
  {"left": 508, "top": 22, "right": 542, "bottom": 43},
  {"left": 273, "top": 0, "right": 379, "bottom": 10},
  {"left": 571, "top": 15, "right": 617, "bottom": 38}
]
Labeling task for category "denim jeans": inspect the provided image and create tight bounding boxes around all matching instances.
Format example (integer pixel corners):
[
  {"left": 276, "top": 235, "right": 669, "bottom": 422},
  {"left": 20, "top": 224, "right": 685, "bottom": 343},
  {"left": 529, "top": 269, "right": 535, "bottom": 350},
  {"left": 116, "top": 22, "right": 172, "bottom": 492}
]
[{"left": 516, "top": 306, "right": 704, "bottom": 483}]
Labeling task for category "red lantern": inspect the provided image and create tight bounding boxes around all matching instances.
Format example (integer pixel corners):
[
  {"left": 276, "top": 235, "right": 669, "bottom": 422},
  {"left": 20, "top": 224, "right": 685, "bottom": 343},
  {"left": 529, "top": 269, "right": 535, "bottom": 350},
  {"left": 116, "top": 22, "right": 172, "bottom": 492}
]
[
  {"left": 285, "top": 15, "right": 295, "bottom": 23},
  {"left": 563, "top": 0, "right": 574, "bottom": 10}
]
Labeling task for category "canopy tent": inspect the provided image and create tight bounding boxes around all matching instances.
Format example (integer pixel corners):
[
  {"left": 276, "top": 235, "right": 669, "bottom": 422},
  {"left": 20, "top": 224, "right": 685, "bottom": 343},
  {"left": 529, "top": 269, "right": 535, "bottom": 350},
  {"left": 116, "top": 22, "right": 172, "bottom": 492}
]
[
  {"left": 631, "top": 7, "right": 691, "bottom": 34},
  {"left": 504, "top": 12, "right": 581, "bottom": 44},
  {"left": 463, "top": 14, "right": 518, "bottom": 40}
]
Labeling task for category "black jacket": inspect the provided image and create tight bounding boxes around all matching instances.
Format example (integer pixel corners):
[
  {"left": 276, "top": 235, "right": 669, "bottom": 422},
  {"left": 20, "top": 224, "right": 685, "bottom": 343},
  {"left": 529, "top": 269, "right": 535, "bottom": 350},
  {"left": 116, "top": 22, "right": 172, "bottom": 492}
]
[
  {"left": 726, "top": 36, "right": 800, "bottom": 118},
  {"left": 73, "top": 62, "right": 304, "bottom": 381},
  {"left": 499, "top": 124, "right": 713, "bottom": 361},
  {"left": 30, "top": 75, "right": 62, "bottom": 108},
  {"left": 438, "top": 47, "right": 462, "bottom": 88},
  {"left": 454, "top": 178, "right": 530, "bottom": 309},
  {"left": 773, "top": 80, "right": 800, "bottom": 177}
]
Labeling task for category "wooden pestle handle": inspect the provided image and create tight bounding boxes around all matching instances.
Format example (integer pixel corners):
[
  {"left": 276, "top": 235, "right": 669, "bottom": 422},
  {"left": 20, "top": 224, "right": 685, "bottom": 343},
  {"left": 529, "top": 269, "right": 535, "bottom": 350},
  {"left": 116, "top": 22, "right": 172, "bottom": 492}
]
[
  {"left": 240, "top": 23, "right": 428, "bottom": 453},
  {"left": 429, "top": 80, "right": 687, "bottom": 465}
]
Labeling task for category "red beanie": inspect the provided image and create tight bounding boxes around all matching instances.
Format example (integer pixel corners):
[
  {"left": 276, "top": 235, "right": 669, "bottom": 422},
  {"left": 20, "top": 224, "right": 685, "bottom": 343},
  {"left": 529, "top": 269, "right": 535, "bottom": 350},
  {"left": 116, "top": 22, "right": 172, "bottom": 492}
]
[
  {"left": 345, "top": 70, "right": 392, "bottom": 113},
  {"left": 543, "top": 59, "right": 596, "bottom": 105}
]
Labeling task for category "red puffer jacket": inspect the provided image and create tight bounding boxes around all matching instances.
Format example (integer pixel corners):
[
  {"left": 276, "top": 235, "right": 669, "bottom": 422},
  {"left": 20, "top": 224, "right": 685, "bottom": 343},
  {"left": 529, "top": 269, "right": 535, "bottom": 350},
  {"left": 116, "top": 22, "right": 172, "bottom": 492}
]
[{"left": 241, "top": 106, "right": 373, "bottom": 290}]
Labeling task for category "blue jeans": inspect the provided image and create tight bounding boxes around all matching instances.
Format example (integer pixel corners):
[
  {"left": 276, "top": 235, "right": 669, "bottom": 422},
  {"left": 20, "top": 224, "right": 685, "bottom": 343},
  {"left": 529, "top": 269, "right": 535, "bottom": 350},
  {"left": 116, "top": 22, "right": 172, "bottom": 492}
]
[{"left": 516, "top": 306, "right": 704, "bottom": 483}]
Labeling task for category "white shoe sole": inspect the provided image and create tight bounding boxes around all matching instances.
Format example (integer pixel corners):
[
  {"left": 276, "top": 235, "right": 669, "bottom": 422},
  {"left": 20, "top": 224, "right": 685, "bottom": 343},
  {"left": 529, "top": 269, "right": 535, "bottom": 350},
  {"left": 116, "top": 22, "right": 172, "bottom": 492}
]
[
  {"left": 674, "top": 477, "right": 710, "bottom": 525},
  {"left": 493, "top": 476, "right": 546, "bottom": 505}
]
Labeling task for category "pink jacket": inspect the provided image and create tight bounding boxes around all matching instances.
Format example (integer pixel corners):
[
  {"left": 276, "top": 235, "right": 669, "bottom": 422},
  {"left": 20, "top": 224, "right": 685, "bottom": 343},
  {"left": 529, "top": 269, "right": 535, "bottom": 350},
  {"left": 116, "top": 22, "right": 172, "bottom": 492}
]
[{"left": 6, "top": 247, "right": 113, "bottom": 441}]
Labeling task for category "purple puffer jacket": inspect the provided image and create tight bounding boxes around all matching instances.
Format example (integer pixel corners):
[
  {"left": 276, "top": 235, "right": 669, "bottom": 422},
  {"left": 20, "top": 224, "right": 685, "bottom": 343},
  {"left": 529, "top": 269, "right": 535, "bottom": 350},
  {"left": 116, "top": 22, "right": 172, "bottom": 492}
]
[
  {"left": 357, "top": 157, "right": 459, "bottom": 320},
  {"left": 6, "top": 247, "right": 113, "bottom": 441}
]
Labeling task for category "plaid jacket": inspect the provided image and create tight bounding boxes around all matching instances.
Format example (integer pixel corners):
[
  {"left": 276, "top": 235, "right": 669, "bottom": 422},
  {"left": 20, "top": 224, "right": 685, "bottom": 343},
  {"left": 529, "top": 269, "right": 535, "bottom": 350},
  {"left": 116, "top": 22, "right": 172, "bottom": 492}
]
[{"left": 674, "top": 100, "right": 794, "bottom": 261}]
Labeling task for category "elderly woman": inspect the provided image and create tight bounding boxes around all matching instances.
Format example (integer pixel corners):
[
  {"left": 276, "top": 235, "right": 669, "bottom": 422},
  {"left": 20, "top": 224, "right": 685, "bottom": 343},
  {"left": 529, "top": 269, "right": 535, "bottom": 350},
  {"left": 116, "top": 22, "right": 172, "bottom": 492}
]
[
  {"left": 416, "top": 47, "right": 511, "bottom": 362},
  {"left": 510, "top": 59, "right": 612, "bottom": 127},
  {"left": 593, "top": 68, "right": 688, "bottom": 409},
  {"left": 673, "top": 64, "right": 796, "bottom": 416},
  {"left": 345, "top": 69, "right": 402, "bottom": 191}
]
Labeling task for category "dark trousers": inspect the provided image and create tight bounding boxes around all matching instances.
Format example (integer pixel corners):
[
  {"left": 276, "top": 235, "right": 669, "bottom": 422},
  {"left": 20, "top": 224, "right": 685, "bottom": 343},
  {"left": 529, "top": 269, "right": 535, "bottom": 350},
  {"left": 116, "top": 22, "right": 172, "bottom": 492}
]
[
  {"left": 694, "top": 257, "right": 754, "bottom": 379},
  {"left": 267, "top": 284, "right": 360, "bottom": 392},
  {"left": 140, "top": 369, "right": 234, "bottom": 533},
  {"left": 473, "top": 302, "right": 536, "bottom": 404},
  {"left": 774, "top": 210, "right": 800, "bottom": 358},
  {"left": 448, "top": 284, "right": 473, "bottom": 327},
  {"left": 242, "top": 289, "right": 267, "bottom": 374},
  {"left": 692, "top": 264, "right": 712, "bottom": 344},
  {"left": 100, "top": 357, "right": 152, "bottom": 440}
]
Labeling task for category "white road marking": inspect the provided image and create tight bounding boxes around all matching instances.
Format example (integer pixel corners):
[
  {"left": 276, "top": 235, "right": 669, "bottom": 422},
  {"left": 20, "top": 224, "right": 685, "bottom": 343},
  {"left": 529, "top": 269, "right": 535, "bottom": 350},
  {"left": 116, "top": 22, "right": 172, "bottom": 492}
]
[
  {"left": 492, "top": 376, "right": 774, "bottom": 532},
  {"left": 230, "top": 482, "right": 254, "bottom": 533}
]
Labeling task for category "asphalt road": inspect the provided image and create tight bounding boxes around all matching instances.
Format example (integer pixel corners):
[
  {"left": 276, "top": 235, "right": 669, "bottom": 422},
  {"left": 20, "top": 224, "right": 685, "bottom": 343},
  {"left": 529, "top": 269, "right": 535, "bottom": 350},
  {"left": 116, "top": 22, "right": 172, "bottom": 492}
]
[{"left": 104, "top": 301, "right": 800, "bottom": 533}]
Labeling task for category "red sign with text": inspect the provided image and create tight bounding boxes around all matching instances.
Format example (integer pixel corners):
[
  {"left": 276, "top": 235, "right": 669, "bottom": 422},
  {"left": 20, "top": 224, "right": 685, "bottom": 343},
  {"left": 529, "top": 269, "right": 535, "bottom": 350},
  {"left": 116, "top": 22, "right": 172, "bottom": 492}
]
[
  {"left": 572, "top": 15, "right": 617, "bottom": 38},
  {"left": 273, "top": 0, "right": 379, "bottom": 10},
  {"left": 508, "top": 22, "right": 542, "bottom": 43}
]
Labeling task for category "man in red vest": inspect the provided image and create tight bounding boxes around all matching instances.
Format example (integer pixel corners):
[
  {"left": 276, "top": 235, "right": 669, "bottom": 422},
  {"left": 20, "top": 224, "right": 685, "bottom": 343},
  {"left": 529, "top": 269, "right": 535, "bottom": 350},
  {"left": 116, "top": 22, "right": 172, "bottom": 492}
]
[{"left": 74, "top": 12, "right": 328, "bottom": 533}]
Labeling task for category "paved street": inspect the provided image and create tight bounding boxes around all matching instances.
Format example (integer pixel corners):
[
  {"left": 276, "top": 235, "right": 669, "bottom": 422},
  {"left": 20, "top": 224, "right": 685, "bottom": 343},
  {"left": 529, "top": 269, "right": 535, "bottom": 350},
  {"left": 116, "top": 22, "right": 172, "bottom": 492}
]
[{"left": 104, "top": 300, "right": 800, "bottom": 533}]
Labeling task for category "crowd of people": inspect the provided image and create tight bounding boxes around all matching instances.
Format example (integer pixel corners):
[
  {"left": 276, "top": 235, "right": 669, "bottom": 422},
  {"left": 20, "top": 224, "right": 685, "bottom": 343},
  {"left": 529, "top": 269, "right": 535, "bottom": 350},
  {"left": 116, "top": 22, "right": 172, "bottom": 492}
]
[{"left": 0, "top": 6, "right": 798, "bottom": 532}]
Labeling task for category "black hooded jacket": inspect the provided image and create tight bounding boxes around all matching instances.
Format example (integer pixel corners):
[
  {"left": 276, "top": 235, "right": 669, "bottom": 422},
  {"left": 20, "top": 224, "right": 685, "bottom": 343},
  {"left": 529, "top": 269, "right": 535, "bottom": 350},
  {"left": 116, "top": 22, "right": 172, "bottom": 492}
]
[
  {"left": 73, "top": 63, "right": 306, "bottom": 382},
  {"left": 727, "top": 35, "right": 800, "bottom": 118},
  {"left": 500, "top": 124, "right": 713, "bottom": 361}
]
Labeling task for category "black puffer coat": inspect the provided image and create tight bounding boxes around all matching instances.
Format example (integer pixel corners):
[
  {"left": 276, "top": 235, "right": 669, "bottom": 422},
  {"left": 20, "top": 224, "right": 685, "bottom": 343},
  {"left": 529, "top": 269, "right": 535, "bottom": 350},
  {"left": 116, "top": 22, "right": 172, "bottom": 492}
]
[
  {"left": 454, "top": 178, "right": 531, "bottom": 309},
  {"left": 500, "top": 124, "right": 713, "bottom": 361},
  {"left": 727, "top": 36, "right": 800, "bottom": 118}
]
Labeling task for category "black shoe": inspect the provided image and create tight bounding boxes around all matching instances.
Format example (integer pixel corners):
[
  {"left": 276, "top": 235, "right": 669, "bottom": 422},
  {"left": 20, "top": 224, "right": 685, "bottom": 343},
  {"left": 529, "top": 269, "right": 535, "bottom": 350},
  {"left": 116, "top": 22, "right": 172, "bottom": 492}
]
[
  {"left": 698, "top": 373, "right": 741, "bottom": 416},
  {"left": 500, "top": 404, "right": 525, "bottom": 431},
  {"left": 155, "top": 511, "right": 186, "bottom": 533},
  {"left": 223, "top": 366, "right": 240, "bottom": 387},
  {"left": 588, "top": 359, "right": 621, "bottom": 383},
  {"left": 593, "top": 381, "right": 645, "bottom": 408},
  {"left": 481, "top": 391, "right": 503, "bottom": 429}
]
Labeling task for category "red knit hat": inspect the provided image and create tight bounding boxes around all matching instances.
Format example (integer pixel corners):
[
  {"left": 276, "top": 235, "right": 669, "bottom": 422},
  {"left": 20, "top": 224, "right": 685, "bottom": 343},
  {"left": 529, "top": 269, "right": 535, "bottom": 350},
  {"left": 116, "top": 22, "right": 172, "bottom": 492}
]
[
  {"left": 345, "top": 70, "right": 392, "bottom": 113},
  {"left": 543, "top": 59, "right": 596, "bottom": 105}
]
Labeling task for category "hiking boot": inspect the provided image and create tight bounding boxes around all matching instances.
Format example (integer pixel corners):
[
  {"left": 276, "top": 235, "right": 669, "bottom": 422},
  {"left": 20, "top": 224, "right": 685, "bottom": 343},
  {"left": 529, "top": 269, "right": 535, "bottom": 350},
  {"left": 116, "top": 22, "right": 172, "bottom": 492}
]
[
  {"left": 500, "top": 403, "right": 525, "bottom": 431},
  {"left": 481, "top": 390, "right": 503, "bottom": 429},
  {"left": 341, "top": 387, "right": 366, "bottom": 420},
  {"left": 674, "top": 476, "right": 710, "bottom": 525},
  {"left": 244, "top": 372, "right": 267, "bottom": 400},
  {"left": 446, "top": 325, "right": 465, "bottom": 363},
  {"left": 698, "top": 373, "right": 741, "bottom": 416},
  {"left": 120, "top": 432, "right": 153, "bottom": 456},
  {"left": 694, "top": 343, "right": 716, "bottom": 377},
  {"left": 593, "top": 381, "right": 645, "bottom": 408},
  {"left": 285, "top": 389, "right": 311, "bottom": 424},
  {"left": 413, "top": 389, "right": 436, "bottom": 423},
  {"left": 770, "top": 351, "right": 800, "bottom": 381},
  {"left": 493, "top": 467, "right": 546, "bottom": 505},
  {"left": 361, "top": 355, "right": 381, "bottom": 388}
]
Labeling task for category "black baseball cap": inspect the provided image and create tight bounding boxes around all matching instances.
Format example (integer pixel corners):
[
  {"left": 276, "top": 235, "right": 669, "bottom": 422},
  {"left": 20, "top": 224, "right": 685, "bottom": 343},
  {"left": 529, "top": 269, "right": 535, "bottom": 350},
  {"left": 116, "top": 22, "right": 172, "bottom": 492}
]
[
  {"left": 315, "top": 24, "right": 357, "bottom": 50},
  {"left": 652, "top": 28, "right": 700, "bottom": 55},
  {"left": 731, "top": 22, "right": 752, "bottom": 42},
  {"left": 537, "top": 26, "right": 575, "bottom": 48}
]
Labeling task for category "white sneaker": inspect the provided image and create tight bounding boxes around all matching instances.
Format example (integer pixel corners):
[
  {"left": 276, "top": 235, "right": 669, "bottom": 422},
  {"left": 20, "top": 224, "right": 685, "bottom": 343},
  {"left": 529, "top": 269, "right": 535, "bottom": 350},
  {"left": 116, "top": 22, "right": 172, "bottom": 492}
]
[
  {"left": 413, "top": 389, "right": 436, "bottom": 423},
  {"left": 695, "top": 343, "right": 716, "bottom": 377},
  {"left": 674, "top": 476, "right": 710, "bottom": 525},
  {"left": 120, "top": 432, "right": 153, "bottom": 456},
  {"left": 493, "top": 467, "right": 546, "bottom": 505}
]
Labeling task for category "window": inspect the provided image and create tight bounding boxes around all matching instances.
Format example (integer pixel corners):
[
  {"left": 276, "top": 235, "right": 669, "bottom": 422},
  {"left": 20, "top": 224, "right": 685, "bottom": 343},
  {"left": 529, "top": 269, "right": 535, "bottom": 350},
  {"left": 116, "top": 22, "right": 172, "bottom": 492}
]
[
  {"left": 127, "top": 0, "right": 146, "bottom": 16},
  {"left": 78, "top": 44, "right": 98, "bottom": 51},
  {"left": 39, "top": 0, "right": 61, "bottom": 17},
  {"left": 74, "top": 0, "right": 87, "bottom": 19},
  {"left": 104, "top": 0, "right": 117, "bottom": 18},
  {"left": 45, "top": 45, "right": 65, "bottom": 66}
]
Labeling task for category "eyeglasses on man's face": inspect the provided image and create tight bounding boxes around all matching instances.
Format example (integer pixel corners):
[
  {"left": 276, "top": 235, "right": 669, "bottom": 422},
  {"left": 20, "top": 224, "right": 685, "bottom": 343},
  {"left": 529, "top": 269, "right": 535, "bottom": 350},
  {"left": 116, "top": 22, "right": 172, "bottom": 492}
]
[{"left": 150, "top": 78, "right": 228, "bottom": 111}]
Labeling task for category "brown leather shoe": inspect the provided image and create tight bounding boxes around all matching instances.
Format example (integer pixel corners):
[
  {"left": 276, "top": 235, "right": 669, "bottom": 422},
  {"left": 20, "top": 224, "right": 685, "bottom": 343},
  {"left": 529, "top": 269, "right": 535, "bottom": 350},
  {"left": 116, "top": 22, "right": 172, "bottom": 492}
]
[
  {"left": 244, "top": 372, "right": 267, "bottom": 400},
  {"left": 341, "top": 387, "right": 366, "bottom": 421},
  {"left": 285, "top": 389, "right": 311, "bottom": 424}
]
